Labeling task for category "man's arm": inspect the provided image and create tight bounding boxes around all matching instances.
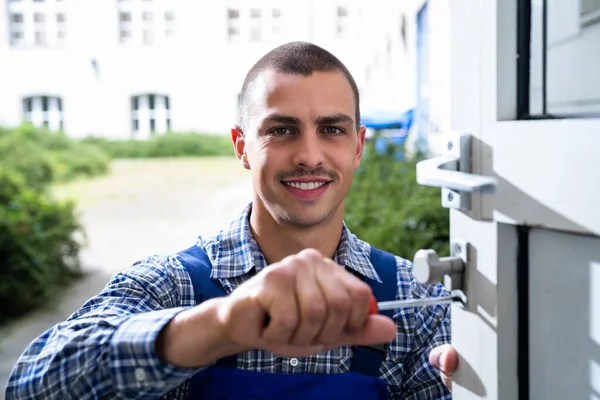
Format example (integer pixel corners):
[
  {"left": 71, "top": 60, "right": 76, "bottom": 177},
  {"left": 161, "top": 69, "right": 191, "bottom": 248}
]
[{"left": 5, "top": 255, "right": 206, "bottom": 400}]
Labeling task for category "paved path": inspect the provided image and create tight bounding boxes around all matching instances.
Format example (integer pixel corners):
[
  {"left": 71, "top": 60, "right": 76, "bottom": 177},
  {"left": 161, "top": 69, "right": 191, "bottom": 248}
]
[{"left": 0, "top": 158, "right": 253, "bottom": 397}]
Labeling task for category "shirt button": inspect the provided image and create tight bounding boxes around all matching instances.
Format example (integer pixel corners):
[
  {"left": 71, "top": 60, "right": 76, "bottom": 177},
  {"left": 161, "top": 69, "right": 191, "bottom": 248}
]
[
  {"left": 135, "top": 368, "right": 146, "bottom": 381},
  {"left": 289, "top": 358, "right": 299, "bottom": 367}
]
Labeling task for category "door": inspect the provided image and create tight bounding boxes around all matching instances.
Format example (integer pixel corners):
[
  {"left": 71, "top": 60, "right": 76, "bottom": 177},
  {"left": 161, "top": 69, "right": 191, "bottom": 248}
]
[{"left": 417, "top": 0, "right": 600, "bottom": 398}]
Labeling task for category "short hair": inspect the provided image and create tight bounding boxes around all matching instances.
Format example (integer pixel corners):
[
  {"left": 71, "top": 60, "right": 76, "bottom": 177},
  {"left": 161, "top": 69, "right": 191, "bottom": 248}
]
[{"left": 238, "top": 41, "right": 360, "bottom": 131}]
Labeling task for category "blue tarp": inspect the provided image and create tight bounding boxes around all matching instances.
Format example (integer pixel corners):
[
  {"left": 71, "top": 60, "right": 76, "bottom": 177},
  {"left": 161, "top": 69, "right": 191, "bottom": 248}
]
[
  {"left": 360, "top": 108, "right": 414, "bottom": 131},
  {"left": 360, "top": 109, "right": 414, "bottom": 161}
]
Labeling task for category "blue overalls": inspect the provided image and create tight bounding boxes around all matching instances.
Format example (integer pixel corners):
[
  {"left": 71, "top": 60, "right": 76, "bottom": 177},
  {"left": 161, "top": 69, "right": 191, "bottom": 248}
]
[{"left": 177, "top": 245, "right": 398, "bottom": 400}]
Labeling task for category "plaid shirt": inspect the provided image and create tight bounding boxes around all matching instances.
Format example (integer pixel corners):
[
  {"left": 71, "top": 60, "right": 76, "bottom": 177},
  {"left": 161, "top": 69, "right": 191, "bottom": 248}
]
[{"left": 6, "top": 204, "right": 451, "bottom": 400}]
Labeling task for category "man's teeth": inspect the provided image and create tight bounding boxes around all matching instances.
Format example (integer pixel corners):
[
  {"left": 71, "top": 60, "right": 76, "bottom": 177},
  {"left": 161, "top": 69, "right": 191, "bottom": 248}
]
[{"left": 284, "top": 181, "right": 327, "bottom": 190}]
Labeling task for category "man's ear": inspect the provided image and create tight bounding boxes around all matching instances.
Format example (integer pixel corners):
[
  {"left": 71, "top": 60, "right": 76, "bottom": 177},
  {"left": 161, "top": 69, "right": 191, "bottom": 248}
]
[
  {"left": 231, "top": 126, "right": 250, "bottom": 169},
  {"left": 353, "top": 125, "right": 367, "bottom": 170}
]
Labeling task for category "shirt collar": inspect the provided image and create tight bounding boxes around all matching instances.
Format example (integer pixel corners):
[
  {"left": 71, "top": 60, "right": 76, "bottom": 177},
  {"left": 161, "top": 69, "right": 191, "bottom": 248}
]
[{"left": 204, "top": 203, "right": 381, "bottom": 283}]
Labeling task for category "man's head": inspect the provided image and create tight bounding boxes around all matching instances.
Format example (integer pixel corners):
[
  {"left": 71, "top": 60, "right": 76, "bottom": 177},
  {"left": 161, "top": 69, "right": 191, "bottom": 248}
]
[
  {"left": 232, "top": 41, "right": 366, "bottom": 229},
  {"left": 238, "top": 41, "right": 361, "bottom": 132}
]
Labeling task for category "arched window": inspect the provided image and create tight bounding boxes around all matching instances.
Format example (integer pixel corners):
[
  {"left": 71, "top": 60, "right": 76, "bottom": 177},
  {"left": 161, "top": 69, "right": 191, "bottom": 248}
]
[
  {"left": 131, "top": 94, "right": 171, "bottom": 137},
  {"left": 22, "top": 95, "right": 64, "bottom": 131}
]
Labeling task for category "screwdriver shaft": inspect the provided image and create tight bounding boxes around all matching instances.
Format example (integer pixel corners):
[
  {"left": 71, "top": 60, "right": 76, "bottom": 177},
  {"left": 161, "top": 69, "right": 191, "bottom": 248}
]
[{"left": 377, "top": 295, "right": 459, "bottom": 311}]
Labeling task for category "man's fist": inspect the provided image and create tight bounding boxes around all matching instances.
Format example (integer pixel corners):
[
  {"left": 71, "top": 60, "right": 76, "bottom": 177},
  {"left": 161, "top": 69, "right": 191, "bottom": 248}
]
[{"left": 216, "top": 248, "right": 396, "bottom": 357}]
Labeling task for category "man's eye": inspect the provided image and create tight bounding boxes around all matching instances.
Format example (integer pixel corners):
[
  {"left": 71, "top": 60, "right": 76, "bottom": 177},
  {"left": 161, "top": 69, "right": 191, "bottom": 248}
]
[
  {"left": 323, "top": 126, "right": 343, "bottom": 134},
  {"left": 270, "top": 127, "right": 292, "bottom": 135}
]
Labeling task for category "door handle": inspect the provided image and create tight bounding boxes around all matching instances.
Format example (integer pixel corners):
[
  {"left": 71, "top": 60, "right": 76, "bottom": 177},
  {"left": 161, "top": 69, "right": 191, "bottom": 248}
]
[
  {"left": 413, "top": 240, "right": 469, "bottom": 304},
  {"left": 416, "top": 133, "right": 497, "bottom": 210},
  {"left": 416, "top": 157, "right": 497, "bottom": 192}
]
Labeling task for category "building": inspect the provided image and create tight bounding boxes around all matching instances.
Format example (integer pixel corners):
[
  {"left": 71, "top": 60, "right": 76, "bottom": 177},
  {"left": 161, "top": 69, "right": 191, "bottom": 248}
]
[{"left": 0, "top": 0, "right": 426, "bottom": 141}]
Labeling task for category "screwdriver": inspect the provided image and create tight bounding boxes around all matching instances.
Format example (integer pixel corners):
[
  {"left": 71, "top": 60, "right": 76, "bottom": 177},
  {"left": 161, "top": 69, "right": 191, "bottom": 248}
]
[
  {"left": 368, "top": 293, "right": 462, "bottom": 314},
  {"left": 265, "top": 293, "right": 463, "bottom": 326}
]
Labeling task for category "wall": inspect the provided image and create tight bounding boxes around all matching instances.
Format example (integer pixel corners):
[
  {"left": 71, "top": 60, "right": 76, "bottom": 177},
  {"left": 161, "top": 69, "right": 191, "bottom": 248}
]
[{"left": 0, "top": 0, "right": 414, "bottom": 139}]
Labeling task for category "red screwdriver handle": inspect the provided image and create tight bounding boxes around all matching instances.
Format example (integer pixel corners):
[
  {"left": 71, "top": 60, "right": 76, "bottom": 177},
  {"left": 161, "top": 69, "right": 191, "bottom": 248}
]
[{"left": 368, "top": 296, "right": 378, "bottom": 314}]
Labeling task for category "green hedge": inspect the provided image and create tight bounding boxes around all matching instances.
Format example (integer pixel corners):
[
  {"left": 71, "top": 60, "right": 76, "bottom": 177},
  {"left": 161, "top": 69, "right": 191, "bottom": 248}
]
[
  {"left": 0, "top": 131, "right": 56, "bottom": 190},
  {"left": 0, "top": 124, "right": 107, "bottom": 325},
  {"left": 0, "top": 167, "right": 84, "bottom": 325},
  {"left": 0, "top": 124, "right": 111, "bottom": 183},
  {"left": 345, "top": 136, "right": 450, "bottom": 260},
  {"left": 81, "top": 132, "right": 234, "bottom": 159}
]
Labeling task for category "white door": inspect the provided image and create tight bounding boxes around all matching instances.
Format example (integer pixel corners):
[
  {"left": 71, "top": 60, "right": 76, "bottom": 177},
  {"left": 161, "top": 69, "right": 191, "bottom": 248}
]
[{"left": 416, "top": 1, "right": 600, "bottom": 398}]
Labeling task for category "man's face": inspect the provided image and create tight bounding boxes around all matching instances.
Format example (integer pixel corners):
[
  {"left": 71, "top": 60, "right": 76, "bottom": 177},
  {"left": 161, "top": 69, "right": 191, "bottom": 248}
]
[{"left": 232, "top": 69, "right": 366, "bottom": 228}]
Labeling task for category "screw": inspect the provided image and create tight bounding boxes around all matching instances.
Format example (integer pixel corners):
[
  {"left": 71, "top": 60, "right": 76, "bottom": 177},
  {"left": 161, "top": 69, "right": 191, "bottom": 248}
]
[
  {"left": 447, "top": 141, "right": 453, "bottom": 151},
  {"left": 447, "top": 192, "right": 454, "bottom": 202},
  {"left": 452, "top": 243, "right": 462, "bottom": 255}
]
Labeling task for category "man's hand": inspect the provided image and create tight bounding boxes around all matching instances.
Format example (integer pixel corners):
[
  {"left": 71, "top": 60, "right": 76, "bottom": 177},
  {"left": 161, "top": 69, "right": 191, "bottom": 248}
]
[
  {"left": 157, "top": 248, "right": 397, "bottom": 368},
  {"left": 216, "top": 248, "right": 396, "bottom": 357},
  {"left": 429, "top": 344, "right": 458, "bottom": 390}
]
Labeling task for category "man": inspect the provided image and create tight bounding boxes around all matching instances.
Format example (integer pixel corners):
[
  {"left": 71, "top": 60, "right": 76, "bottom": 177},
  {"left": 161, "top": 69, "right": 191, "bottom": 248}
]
[{"left": 6, "top": 41, "right": 457, "bottom": 399}]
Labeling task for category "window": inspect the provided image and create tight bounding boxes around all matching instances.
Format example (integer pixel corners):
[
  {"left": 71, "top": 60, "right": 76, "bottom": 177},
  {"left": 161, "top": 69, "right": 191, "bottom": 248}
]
[
  {"left": 7, "top": 0, "right": 67, "bottom": 47},
  {"left": 142, "top": 11, "right": 153, "bottom": 44},
  {"left": 520, "top": 0, "right": 600, "bottom": 118},
  {"left": 250, "top": 9, "right": 261, "bottom": 42},
  {"left": 33, "top": 12, "right": 45, "bottom": 45},
  {"left": 56, "top": 13, "right": 66, "bottom": 42},
  {"left": 164, "top": 11, "right": 174, "bottom": 37},
  {"left": 227, "top": 6, "right": 283, "bottom": 42},
  {"left": 272, "top": 8, "right": 281, "bottom": 35},
  {"left": 22, "top": 95, "right": 64, "bottom": 131},
  {"left": 336, "top": 6, "right": 349, "bottom": 39},
  {"left": 119, "top": 12, "right": 132, "bottom": 42},
  {"left": 227, "top": 8, "right": 240, "bottom": 40},
  {"left": 131, "top": 94, "right": 171, "bottom": 137},
  {"left": 118, "top": 1, "right": 174, "bottom": 45},
  {"left": 581, "top": 0, "right": 600, "bottom": 17},
  {"left": 9, "top": 13, "right": 24, "bottom": 46}
]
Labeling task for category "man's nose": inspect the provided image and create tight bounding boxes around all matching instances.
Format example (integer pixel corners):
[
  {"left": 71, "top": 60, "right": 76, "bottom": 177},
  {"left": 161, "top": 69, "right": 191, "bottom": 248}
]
[{"left": 292, "top": 131, "right": 324, "bottom": 170}]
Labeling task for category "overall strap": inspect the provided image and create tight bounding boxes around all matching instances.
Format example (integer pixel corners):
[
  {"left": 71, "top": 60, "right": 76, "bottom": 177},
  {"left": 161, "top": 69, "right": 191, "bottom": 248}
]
[
  {"left": 367, "top": 247, "right": 398, "bottom": 319},
  {"left": 349, "top": 246, "right": 398, "bottom": 377},
  {"left": 177, "top": 245, "right": 237, "bottom": 368},
  {"left": 178, "top": 245, "right": 227, "bottom": 303}
]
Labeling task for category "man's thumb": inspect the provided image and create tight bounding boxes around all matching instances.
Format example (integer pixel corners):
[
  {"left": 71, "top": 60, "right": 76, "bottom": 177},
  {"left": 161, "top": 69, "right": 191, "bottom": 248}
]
[{"left": 429, "top": 344, "right": 458, "bottom": 375}]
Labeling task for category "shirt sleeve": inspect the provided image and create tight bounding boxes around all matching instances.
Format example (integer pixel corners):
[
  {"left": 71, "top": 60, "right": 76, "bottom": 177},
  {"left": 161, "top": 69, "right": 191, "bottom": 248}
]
[
  {"left": 390, "top": 257, "right": 452, "bottom": 400},
  {"left": 5, "top": 255, "right": 207, "bottom": 400}
]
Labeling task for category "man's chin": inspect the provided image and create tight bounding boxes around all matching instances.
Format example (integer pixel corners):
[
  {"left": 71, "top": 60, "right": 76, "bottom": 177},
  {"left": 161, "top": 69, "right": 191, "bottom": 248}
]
[{"left": 278, "top": 207, "right": 337, "bottom": 229}]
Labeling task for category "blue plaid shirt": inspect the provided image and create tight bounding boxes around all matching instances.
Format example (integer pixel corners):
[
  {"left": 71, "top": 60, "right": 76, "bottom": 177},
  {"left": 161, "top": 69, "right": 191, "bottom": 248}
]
[{"left": 6, "top": 204, "right": 451, "bottom": 399}]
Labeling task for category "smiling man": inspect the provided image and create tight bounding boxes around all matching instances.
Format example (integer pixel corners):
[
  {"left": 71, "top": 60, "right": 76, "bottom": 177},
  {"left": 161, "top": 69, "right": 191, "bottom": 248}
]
[{"left": 6, "top": 42, "right": 456, "bottom": 400}]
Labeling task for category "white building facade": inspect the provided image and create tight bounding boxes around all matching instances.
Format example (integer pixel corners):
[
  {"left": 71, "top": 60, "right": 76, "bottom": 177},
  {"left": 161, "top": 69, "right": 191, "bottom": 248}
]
[{"left": 0, "top": 0, "right": 426, "bottom": 140}]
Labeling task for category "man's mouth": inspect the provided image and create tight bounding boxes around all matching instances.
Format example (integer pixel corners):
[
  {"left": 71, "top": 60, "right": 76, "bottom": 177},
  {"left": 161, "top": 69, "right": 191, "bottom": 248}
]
[
  {"left": 280, "top": 179, "right": 332, "bottom": 199},
  {"left": 282, "top": 181, "right": 329, "bottom": 190}
]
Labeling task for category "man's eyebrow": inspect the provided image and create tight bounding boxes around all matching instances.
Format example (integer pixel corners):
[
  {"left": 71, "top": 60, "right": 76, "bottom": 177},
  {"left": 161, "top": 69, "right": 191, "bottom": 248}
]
[
  {"left": 315, "top": 114, "right": 354, "bottom": 125},
  {"left": 263, "top": 114, "right": 301, "bottom": 126}
]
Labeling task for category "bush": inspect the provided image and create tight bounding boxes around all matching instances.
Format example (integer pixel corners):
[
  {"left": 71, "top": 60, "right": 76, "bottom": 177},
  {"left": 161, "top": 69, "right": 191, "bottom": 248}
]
[
  {"left": 81, "top": 132, "right": 234, "bottom": 158},
  {"left": 53, "top": 142, "right": 111, "bottom": 182},
  {"left": 345, "top": 135, "right": 450, "bottom": 260},
  {"left": 0, "top": 131, "right": 56, "bottom": 189},
  {"left": 0, "top": 169, "right": 84, "bottom": 325},
  {"left": 0, "top": 124, "right": 107, "bottom": 325},
  {"left": 0, "top": 124, "right": 111, "bottom": 183},
  {"left": 14, "top": 123, "right": 74, "bottom": 152},
  {"left": 80, "top": 136, "right": 146, "bottom": 158}
]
